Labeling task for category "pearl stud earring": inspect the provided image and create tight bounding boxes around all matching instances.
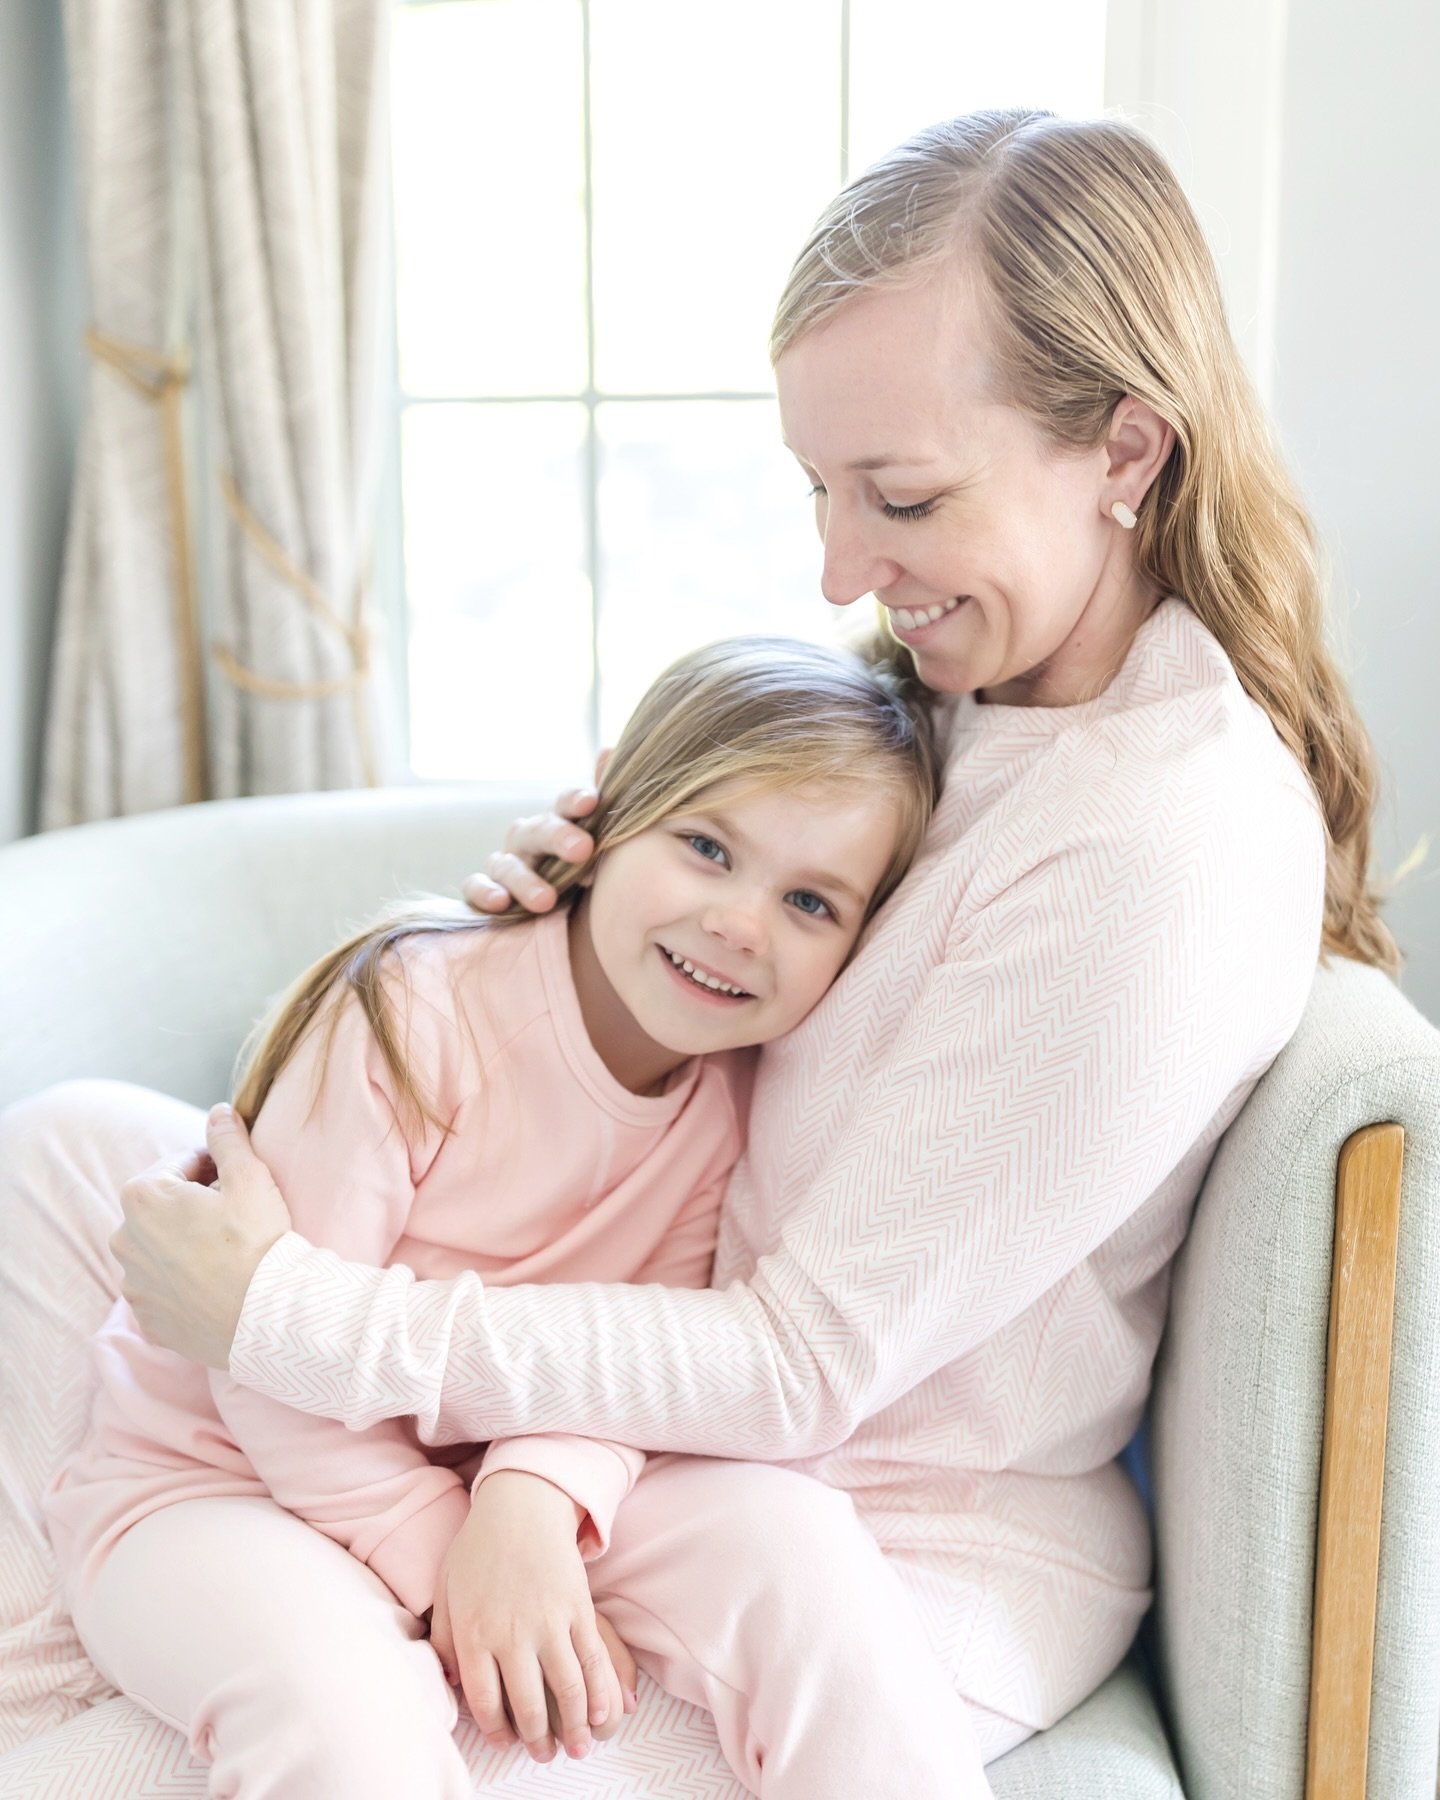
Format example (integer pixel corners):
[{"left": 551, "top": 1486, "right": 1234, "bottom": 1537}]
[{"left": 1110, "top": 501, "right": 1137, "bottom": 530}]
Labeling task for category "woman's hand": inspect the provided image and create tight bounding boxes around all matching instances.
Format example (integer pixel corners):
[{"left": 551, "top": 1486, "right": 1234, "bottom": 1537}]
[
  {"left": 110, "top": 1105, "right": 291, "bottom": 1368},
  {"left": 461, "top": 773, "right": 605, "bottom": 916},
  {"left": 429, "top": 1471, "right": 639, "bottom": 1764}
]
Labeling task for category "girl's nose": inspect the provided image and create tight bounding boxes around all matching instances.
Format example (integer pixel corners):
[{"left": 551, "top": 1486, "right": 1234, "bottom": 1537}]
[
  {"left": 819, "top": 506, "right": 903, "bottom": 608},
  {"left": 702, "top": 902, "right": 767, "bottom": 958}
]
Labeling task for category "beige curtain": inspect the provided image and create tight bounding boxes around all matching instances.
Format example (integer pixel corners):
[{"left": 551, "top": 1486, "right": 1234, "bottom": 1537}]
[{"left": 42, "top": 0, "right": 392, "bottom": 827}]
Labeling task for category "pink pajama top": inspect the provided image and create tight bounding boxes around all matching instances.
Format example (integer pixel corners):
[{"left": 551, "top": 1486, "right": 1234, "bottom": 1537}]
[
  {"left": 45, "top": 912, "right": 752, "bottom": 1616},
  {"left": 218, "top": 599, "right": 1329, "bottom": 1727}
]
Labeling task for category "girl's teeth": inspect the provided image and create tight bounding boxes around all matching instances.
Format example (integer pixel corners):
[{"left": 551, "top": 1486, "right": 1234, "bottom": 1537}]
[
  {"left": 894, "top": 596, "right": 962, "bottom": 632},
  {"left": 666, "top": 949, "right": 746, "bottom": 996}
]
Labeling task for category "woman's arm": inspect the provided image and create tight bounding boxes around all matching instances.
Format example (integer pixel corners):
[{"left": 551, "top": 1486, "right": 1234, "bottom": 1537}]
[{"left": 226, "top": 778, "right": 1325, "bottom": 1461}]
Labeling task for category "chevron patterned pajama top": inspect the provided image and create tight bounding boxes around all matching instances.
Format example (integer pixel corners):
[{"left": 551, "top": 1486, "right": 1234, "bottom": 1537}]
[{"left": 227, "top": 597, "right": 1327, "bottom": 1728}]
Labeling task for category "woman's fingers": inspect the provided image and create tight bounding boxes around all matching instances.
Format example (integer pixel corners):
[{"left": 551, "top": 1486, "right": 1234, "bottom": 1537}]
[
  {"left": 461, "top": 872, "right": 516, "bottom": 915},
  {"left": 460, "top": 789, "right": 601, "bottom": 917},
  {"left": 484, "top": 849, "right": 562, "bottom": 913},
  {"left": 502, "top": 811, "right": 597, "bottom": 866},
  {"left": 497, "top": 1651, "right": 557, "bottom": 1763}
]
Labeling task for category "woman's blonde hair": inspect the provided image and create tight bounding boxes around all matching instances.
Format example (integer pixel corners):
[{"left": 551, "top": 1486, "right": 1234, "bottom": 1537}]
[
  {"left": 233, "top": 636, "right": 940, "bottom": 1133},
  {"left": 772, "top": 108, "right": 1397, "bottom": 971}
]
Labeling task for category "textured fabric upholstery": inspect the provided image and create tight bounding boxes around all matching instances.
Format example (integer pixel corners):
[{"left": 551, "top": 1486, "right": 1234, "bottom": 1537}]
[
  {"left": 3, "top": 787, "right": 1435, "bottom": 1794},
  {"left": 1152, "top": 955, "right": 1440, "bottom": 1798}
]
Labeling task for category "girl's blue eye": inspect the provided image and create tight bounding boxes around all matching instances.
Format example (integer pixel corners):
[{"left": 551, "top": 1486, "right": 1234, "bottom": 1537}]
[
  {"left": 787, "top": 889, "right": 833, "bottom": 920},
  {"left": 686, "top": 834, "right": 726, "bottom": 864},
  {"left": 881, "top": 498, "right": 938, "bottom": 521}
]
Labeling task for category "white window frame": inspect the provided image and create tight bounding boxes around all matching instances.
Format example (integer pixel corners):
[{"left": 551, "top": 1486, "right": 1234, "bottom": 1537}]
[{"left": 378, "top": 0, "right": 1279, "bottom": 781}]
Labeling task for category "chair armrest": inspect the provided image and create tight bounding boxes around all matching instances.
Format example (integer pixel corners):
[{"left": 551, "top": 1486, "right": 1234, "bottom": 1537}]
[{"left": 1307, "top": 1122, "right": 1404, "bottom": 1798}]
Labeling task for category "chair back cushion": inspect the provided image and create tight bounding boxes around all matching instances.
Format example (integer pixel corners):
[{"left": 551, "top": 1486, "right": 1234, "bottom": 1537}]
[{"left": 0, "top": 785, "right": 549, "bottom": 1110}]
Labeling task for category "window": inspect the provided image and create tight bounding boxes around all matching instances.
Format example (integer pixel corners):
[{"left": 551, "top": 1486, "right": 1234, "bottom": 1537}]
[{"left": 390, "top": 0, "right": 1107, "bottom": 781}]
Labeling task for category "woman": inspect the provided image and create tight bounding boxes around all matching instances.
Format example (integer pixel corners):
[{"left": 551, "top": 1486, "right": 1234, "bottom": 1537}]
[{"left": 96, "top": 106, "right": 1391, "bottom": 1790}]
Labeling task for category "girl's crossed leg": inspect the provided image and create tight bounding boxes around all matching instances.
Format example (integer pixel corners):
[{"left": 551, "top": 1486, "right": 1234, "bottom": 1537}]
[
  {"left": 582, "top": 1453, "right": 1028, "bottom": 1797},
  {"left": 73, "top": 1494, "right": 470, "bottom": 1800}
]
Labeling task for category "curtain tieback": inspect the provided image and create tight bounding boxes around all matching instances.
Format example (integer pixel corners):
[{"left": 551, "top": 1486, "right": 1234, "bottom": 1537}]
[
  {"left": 84, "top": 326, "right": 209, "bottom": 804},
  {"left": 213, "top": 473, "right": 372, "bottom": 699},
  {"left": 213, "top": 476, "right": 378, "bottom": 785}
]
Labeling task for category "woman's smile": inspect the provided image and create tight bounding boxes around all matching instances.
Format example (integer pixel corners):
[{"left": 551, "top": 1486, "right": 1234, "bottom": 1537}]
[{"left": 886, "top": 595, "right": 972, "bottom": 641}]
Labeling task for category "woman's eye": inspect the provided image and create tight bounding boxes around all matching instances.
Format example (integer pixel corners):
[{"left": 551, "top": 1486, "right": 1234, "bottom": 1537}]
[
  {"left": 686, "top": 834, "right": 727, "bottom": 864},
  {"left": 787, "top": 889, "right": 833, "bottom": 920},
  {"left": 880, "top": 497, "right": 937, "bottom": 522}
]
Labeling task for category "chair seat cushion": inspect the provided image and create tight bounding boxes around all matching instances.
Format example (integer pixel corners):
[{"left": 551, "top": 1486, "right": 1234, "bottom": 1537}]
[{"left": 988, "top": 1659, "right": 1183, "bottom": 1797}]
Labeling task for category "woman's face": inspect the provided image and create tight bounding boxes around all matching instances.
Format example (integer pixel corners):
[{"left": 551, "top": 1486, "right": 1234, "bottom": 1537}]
[{"left": 775, "top": 269, "right": 1169, "bottom": 705}]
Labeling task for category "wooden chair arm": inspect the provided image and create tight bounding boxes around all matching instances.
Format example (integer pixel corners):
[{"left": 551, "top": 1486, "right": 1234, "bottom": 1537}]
[{"left": 1305, "top": 1121, "right": 1405, "bottom": 1799}]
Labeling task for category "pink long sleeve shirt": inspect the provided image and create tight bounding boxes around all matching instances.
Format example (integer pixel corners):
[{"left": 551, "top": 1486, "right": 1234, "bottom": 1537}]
[
  {"left": 224, "top": 599, "right": 1329, "bottom": 1725},
  {"left": 46, "top": 911, "right": 751, "bottom": 1615}
]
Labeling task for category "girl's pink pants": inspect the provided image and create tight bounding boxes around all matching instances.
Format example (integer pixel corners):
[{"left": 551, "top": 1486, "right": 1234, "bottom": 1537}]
[{"left": 12, "top": 1081, "right": 1032, "bottom": 1797}]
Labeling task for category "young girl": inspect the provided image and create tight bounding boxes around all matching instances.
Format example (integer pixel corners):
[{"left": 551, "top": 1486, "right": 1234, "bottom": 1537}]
[{"left": 43, "top": 636, "right": 942, "bottom": 1795}]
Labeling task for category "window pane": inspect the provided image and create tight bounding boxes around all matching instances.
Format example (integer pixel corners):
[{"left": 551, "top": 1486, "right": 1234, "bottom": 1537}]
[
  {"left": 403, "top": 403, "right": 593, "bottom": 781},
  {"left": 847, "top": 1, "right": 1109, "bottom": 173},
  {"left": 595, "top": 400, "right": 846, "bottom": 744},
  {"left": 392, "top": 2, "right": 586, "bottom": 397},
  {"left": 590, "top": 1, "right": 841, "bottom": 394}
]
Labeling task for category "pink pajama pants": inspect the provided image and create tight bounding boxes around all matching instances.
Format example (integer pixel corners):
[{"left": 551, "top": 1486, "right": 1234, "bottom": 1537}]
[{"left": 10, "top": 1081, "right": 1034, "bottom": 1797}]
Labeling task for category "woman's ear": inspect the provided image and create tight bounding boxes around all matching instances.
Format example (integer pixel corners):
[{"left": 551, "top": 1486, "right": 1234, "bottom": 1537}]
[
  {"left": 594, "top": 747, "right": 612, "bottom": 787},
  {"left": 1104, "top": 395, "right": 1175, "bottom": 516}
]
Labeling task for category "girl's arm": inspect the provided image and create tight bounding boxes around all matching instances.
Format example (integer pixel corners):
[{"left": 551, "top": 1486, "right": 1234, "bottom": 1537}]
[
  {"left": 230, "top": 771, "right": 1325, "bottom": 1461},
  {"left": 208, "top": 974, "right": 471, "bottom": 1616},
  {"left": 473, "top": 1152, "right": 726, "bottom": 1553}
]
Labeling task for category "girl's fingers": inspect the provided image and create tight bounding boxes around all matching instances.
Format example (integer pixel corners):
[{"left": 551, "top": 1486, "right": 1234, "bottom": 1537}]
[
  {"left": 594, "top": 1608, "right": 640, "bottom": 1697},
  {"left": 428, "top": 1588, "right": 455, "bottom": 1680},
  {"left": 498, "top": 1653, "right": 556, "bottom": 1764},
  {"left": 573, "top": 1617, "right": 624, "bottom": 1740},
  {"left": 540, "top": 1636, "right": 595, "bottom": 1760},
  {"left": 458, "top": 1649, "right": 513, "bottom": 1750}
]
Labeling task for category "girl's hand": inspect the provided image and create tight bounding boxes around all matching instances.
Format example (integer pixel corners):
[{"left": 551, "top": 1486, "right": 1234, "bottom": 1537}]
[
  {"left": 429, "top": 1471, "right": 637, "bottom": 1764},
  {"left": 462, "top": 764, "right": 608, "bottom": 916}
]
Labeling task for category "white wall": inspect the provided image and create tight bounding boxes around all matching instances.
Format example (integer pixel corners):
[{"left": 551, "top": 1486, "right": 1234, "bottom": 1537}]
[
  {"left": 1109, "top": 0, "right": 1440, "bottom": 1023},
  {"left": 0, "top": 0, "right": 82, "bottom": 846},
  {"left": 1269, "top": 0, "right": 1440, "bottom": 1022}
]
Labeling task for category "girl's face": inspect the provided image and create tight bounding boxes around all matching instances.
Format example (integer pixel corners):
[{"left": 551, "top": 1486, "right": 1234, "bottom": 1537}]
[
  {"left": 577, "top": 776, "right": 904, "bottom": 1079},
  {"left": 775, "top": 269, "right": 1171, "bottom": 706}
]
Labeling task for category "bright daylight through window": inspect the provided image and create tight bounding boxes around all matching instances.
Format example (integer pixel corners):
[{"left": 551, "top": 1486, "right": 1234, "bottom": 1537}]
[{"left": 390, "top": 0, "right": 1107, "bottom": 782}]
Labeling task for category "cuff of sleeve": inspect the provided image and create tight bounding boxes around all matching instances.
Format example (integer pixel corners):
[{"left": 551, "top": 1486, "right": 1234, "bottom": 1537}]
[
  {"left": 228, "top": 1230, "right": 320, "bottom": 1385},
  {"left": 364, "top": 1485, "right": 473, "bottom": 1616},
  {"left": 474, "top": 1437, "right": 638, "bottom": 1559}
]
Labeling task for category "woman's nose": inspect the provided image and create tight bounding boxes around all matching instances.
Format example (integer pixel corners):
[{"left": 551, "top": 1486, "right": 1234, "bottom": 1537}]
[{"left": 819, "top": 507, "right": 902, "bottom": 608}]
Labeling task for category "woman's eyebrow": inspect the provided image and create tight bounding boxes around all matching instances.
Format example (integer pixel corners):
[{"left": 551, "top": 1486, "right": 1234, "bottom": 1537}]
[{"left": 781, "top": 445, "right": 937, "bottom": 474}]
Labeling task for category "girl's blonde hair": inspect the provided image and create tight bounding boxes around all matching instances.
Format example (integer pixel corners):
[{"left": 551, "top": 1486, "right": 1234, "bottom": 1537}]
[
  {"left": 772, "top": 108, "right": 1396, "bottom": 971},
  {"left": 233, "top": 636, "right": 940, "bottom": 1133}
]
